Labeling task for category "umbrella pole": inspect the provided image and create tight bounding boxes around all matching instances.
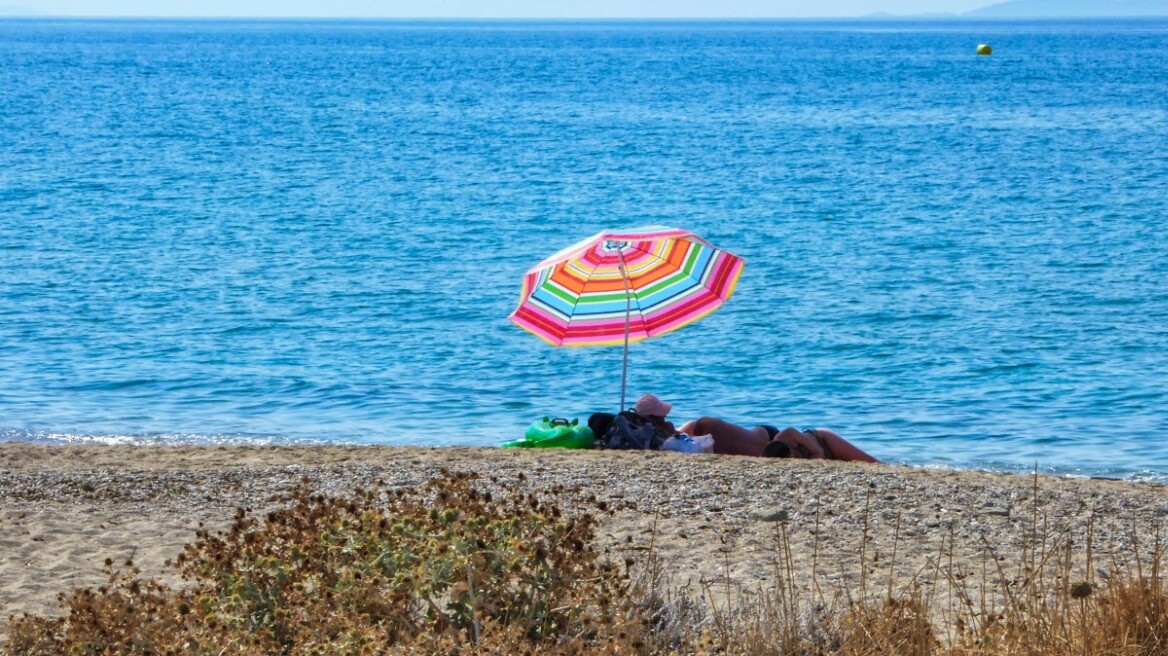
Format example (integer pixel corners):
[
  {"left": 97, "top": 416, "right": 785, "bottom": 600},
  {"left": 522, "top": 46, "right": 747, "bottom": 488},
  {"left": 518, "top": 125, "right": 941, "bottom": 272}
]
[{"left": 617, "top": 247, "right": 632, "bottom": 413}]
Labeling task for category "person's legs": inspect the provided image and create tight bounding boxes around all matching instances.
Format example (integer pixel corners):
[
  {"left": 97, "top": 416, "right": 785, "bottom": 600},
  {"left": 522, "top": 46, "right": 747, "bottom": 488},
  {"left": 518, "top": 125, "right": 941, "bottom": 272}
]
[
  {"left": 678, "top": 417, "right": 770, "bottom": 456},
  {"left": 807, "top": 428, "right": 879, "bottom": 463}
]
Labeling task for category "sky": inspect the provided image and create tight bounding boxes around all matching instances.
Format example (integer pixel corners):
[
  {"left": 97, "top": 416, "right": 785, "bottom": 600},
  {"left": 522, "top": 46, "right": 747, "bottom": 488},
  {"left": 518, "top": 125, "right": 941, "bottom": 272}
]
[{"left": 1, "top": 0, "right": 999, "bottom": 19}]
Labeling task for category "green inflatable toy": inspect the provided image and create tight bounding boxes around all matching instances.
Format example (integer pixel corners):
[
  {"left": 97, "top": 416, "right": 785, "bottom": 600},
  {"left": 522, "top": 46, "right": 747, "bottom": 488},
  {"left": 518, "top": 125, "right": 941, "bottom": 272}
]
[{"left": 502, "top": 417, "right": 595, "bottom": 449}]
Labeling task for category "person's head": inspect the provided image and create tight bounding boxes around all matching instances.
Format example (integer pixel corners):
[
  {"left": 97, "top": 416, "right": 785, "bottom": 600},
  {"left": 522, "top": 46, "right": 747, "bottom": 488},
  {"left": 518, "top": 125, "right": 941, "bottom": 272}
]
[
  {"left": 763, "top": 440, "right": 792, "bottom": 458},
  {"left": 634, "top": 394, "right": 672, "bottom": 419}
]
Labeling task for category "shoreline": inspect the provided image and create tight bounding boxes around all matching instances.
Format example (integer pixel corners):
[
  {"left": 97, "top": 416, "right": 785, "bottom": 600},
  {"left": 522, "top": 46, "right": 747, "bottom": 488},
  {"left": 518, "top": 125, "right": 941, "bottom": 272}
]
[
  {"left": 3, "top": 443, "right": 1168, "bottom": 636},
  {"left": 4, "top": 436, "right": 1165, "bottom": 484}
]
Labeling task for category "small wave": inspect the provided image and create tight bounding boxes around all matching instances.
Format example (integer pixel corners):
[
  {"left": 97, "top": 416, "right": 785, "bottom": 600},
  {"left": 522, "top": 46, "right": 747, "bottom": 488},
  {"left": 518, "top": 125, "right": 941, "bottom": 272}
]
[
  {"left": 968, "top": 362, "right": 1041, "bottom": 375},
  {"left": 61, "top": 378, "right": 161, "bottom": 392},
  {"left": 906, "top": 461, "right": 1168, "bottom": 485},
  {"left": 0, "top": 427, "right": 328, "bottom": 447}
]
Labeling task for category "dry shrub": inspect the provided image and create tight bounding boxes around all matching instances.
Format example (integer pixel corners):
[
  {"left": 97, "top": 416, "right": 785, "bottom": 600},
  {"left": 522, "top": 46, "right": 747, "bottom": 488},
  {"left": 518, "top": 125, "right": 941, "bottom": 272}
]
[{"left": 6, "top": 471, "right": 660, "bottom": 655}]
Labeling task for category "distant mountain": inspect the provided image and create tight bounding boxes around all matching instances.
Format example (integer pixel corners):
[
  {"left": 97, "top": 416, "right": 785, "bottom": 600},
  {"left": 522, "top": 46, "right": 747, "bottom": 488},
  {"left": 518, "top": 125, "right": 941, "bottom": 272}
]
[{"left": 966, "top": 0, "right": 1168, "bottom": 17}]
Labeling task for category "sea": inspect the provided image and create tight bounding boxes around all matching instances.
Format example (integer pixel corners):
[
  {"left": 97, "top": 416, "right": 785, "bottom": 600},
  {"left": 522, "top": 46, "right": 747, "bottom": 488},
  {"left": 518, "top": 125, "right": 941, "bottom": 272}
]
[{"left": 1, "top": 18, "right": 1166, "bottom": 481}]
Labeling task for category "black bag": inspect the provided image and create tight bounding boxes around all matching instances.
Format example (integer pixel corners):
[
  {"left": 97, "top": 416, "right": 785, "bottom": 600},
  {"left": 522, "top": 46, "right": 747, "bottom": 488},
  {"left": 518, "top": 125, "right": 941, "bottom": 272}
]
[
  {"left": 592, "top": 410, "right": 670, "bottom": 450},
  {"left": 587, "top": 412, "right": 616, "bottom": 444}
]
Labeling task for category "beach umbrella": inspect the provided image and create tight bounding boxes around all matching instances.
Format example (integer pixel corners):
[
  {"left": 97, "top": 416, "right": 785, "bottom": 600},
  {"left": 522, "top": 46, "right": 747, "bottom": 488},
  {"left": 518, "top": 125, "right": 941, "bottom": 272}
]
[{"left": 509, "top": 226, "right": 745, "bottom": 412}]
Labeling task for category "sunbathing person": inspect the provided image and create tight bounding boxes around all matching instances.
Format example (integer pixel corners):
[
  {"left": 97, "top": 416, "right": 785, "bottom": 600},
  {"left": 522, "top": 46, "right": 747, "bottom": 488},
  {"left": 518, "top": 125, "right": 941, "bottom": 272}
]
[
  {"left": 632, "top": 393, "right": 677, "bottom": 435},
  {"left": 675, "top": 416, "right": 878, "bottom": 462},
  {"left": 600, "top": 394, "right": 877, "bottom": 462}
]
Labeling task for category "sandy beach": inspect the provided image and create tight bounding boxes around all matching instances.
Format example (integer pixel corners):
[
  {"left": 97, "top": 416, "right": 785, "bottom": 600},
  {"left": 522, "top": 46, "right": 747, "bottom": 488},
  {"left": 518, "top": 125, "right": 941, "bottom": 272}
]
[{"left": 3, "top": 444, "right": 1168, "bottom": 638}]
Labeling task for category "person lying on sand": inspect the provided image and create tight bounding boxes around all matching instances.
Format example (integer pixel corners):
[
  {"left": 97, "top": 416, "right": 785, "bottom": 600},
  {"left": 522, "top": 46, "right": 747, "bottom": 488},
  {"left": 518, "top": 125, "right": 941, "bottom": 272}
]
[
  {"left": 675, "top": 416, "right": 878, "bottom": 462},
  {"left": 629, "top": 394, "right": 877, "bottom": 462}
]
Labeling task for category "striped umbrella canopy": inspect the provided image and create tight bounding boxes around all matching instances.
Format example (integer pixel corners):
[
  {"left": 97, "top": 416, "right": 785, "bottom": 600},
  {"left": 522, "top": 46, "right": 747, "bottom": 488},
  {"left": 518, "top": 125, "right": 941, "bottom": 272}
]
[{"left": 509, "top": 226, "right": 745, "bottom": 410}]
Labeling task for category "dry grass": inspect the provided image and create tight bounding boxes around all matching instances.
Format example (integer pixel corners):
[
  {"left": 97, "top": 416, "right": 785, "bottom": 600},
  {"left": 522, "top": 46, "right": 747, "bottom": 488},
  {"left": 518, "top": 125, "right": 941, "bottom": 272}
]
[
  {"left": 6, "top": 469, "right": 1168, "bottom": 655},
  {"left": 693, "top": 471, "right": 1168, "bottom": 656}
]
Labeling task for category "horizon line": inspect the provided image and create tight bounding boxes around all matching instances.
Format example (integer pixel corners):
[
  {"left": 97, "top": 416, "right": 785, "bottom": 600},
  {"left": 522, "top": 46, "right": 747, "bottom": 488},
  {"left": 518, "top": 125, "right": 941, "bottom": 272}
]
[{"left": 4, "top": 14, "right": 1165, "bottom": 20}]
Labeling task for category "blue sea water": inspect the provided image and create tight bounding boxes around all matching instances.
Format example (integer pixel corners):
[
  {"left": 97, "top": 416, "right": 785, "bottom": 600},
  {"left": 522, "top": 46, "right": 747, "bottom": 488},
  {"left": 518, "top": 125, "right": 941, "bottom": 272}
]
[{"left": 1, "top": 18, "right": 1166, "bottom": 480}]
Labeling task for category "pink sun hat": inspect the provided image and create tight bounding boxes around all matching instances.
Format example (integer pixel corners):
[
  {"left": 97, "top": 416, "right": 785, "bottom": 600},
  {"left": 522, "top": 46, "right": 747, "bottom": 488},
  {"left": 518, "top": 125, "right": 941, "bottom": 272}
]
[{"left": 635, "top": 394, "right": 672, "bottom": 418}]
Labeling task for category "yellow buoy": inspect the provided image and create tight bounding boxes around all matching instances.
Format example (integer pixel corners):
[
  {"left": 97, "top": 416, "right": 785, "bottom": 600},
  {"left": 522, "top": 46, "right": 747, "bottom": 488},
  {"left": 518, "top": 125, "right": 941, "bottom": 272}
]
[{"left": 977, "top": 44, "right": 993, "bottom": 56}]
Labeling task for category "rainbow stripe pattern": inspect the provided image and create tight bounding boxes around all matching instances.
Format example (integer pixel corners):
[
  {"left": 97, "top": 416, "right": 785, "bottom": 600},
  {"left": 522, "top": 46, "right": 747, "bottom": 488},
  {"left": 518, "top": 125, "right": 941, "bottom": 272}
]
[{"left": 509, "top": 226, "right": 745, "bottom": 347}]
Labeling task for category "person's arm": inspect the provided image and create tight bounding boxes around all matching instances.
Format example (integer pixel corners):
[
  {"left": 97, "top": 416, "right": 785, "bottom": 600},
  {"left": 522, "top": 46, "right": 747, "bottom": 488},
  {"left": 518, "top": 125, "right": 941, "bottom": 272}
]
[
  {"left": 792, "top": 431, "right": 826, "bottom": 458},
  {"left": 646, "top": 416, "right": 677, "bottom": 435}
]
